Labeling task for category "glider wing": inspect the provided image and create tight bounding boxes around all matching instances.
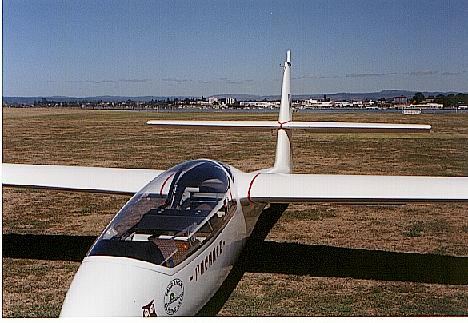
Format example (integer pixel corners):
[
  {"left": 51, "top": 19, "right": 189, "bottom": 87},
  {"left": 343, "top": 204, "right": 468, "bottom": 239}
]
[
  {"left": 2, "top": 163, "right": 164, "bottom": 195},
  {"left": 239, "top": 173, "right": 468, "bottom": 203}
]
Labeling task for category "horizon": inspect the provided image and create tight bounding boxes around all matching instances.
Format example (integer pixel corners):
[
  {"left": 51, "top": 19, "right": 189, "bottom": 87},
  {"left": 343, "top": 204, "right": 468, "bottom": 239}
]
[
  {"left": 3, "top": 1, "right": 468, "bottom": 97},
  {"left": 3, "top": 89, "right": 467, "bottom": 100}
]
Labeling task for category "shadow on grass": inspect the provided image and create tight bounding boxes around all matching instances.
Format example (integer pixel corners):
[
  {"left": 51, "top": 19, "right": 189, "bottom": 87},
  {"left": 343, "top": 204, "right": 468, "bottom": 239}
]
[
  {"left": 199, "top": 203, "right": 468, "bottom": 315},
  {"left": 3, "top": 233, "right": 96, "bottom": 261},
  {"left": 197, "top": 203, "right": 290, "bottom": 316},
  {"left": 3, "top": 203, "right": 467, "bottom": 316}
]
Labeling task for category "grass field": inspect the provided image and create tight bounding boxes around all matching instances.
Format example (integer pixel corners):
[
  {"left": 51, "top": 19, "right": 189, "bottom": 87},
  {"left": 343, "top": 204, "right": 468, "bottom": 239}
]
[{"left": 2, "top": 107, "right": 468, "bottom": 317}]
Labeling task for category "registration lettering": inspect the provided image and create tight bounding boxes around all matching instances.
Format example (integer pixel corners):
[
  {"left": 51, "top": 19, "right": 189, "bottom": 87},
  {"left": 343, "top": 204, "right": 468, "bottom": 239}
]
[{"left": 191, "top": 240, "right": 226, "bottom": 282}]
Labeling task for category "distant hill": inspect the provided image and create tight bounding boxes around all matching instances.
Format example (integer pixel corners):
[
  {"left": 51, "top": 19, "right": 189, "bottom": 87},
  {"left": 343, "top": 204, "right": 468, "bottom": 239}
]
[
  {"left": 3, "top": 90, "right": 464, "bottom": 105},
  {"left": 210, "top": 90, "right": 462, "bottom": 101},
  {"left": 207, "top": 94, "right": 268, "bottom": 101},
  {"left": 312, "top": 90, "right": 460, "bottom": 101},
  {"left": 2, "top": 95, "right": 173, "bottom": 105}
]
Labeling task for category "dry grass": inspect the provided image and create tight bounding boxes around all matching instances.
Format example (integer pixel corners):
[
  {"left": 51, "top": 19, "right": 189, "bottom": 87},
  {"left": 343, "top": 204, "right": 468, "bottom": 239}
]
[
  {"left": 219, "top": 274, "right": 468, "bottom": 316},
  {"left": 2, "top": 107, "right": 468, "bottom": 317},
  {"left": 275, "top": 203, "right": 468, "bottom": 256},
  {"left": 2, "top": 259, "right": 79, "bottom": 318}
]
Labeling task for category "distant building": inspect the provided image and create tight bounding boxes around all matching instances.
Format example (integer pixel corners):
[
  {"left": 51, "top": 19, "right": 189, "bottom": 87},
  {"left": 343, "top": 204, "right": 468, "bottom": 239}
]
[
  {"left": 393, "top": 96, "right": 408, "bottom": 104},
  {"left": 302, "top": 99, "right": 333, "bottom": 108},
  {"left": 240, "top": 101, "right": 279, "bottom": 109},
  {"left": 334, "top": 101, "right": 353, "bottom": 108},
  {"left": 208, "top": 97, "right": 219, "bottom": 104},
  {"left": 409, "top": 103, "right": 443, "bottom": 109}
]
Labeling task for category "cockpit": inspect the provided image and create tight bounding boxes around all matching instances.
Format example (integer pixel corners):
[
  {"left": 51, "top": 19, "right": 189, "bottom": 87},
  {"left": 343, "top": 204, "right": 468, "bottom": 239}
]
[{"left": 88, "top": 160, "right": 236, "bottom": 267}]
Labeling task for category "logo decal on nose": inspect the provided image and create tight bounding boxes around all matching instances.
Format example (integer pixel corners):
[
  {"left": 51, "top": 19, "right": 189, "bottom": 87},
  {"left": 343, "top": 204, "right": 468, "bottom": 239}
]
[
  {"left": 164, "top": 279, "right": 184, "bottom": 315},
  {"left": 142, "top": 300, "right": 157, "bottom": 317}
]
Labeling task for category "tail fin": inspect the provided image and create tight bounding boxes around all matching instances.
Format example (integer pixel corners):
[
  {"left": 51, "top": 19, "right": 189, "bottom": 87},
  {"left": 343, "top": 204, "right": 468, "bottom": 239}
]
[
  {"left": 271, "top": 50, "right": 293, "bottom": 174},
  {"left": 278, "top": 50, "right": 292, "bottom": 123}
]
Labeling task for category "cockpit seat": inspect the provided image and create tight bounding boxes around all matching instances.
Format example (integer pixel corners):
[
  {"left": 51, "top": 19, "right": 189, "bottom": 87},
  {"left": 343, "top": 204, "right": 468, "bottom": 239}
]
[
  {"left": 91, "top": 240, "right": 165, "bottom": 265},
  {"left": 149, "top": 236, "right": 176, "bottom": 266}
]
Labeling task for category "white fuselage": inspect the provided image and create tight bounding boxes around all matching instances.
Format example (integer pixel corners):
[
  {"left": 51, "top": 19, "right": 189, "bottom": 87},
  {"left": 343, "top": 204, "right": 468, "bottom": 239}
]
[{"left": 60, "top": 167, "right": 267, "bottom": 317}]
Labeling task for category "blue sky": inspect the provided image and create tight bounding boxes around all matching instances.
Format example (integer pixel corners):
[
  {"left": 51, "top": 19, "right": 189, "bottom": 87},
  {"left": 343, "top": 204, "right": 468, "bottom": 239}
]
[{"left": 3, "top": 0, "right": 468, "bottom": 97}]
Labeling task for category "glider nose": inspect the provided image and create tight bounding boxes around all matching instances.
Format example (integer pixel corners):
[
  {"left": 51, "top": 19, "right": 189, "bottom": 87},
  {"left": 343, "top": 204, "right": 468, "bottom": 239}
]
[{"left": 60, "top": 257, "right": 168, "bottom": 317}]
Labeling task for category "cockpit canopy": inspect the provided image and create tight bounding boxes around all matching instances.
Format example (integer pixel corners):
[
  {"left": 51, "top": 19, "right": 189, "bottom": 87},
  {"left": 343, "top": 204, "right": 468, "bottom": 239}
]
[
  {"left": 164, "top": 159, "right": 230, "bottom": 211},
  {"left": 88, "top": 160, "right": 235, "bottom": 267}
]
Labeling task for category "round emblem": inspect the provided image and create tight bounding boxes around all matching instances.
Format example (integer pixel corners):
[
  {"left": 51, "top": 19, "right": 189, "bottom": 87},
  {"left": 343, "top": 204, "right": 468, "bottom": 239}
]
[{"left": 164, "top": 279, "right": 184, "bottom": 315}]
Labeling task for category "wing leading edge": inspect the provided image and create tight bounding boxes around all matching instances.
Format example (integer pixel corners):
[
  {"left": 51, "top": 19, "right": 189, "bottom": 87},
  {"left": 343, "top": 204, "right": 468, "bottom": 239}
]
[
  {"left": 146, "top": 120, "right": 431, "bottom": 133},
  {"left": 2, "top": 164, "right": 164, "bottom": 195},
  {"left": 240, "top": 173, "right": 468, "bottom": 204}
]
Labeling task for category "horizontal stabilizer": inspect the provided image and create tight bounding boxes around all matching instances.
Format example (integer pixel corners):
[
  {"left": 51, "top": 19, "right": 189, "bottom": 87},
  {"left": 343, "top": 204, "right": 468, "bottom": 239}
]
[
  {"left": 284, "top": 121, "right": 430, "bottom": 133},
  {"left": 147, "top": 120, "right": 282, "bottom": 130},
  {"left": 147, "top": 120, "right": 430, "bottom": 133},
  {"left": 239, "top": 173, "right": 468, "bottom": 203},
  {"left": 2, "top": 164, "right": 164, "bottom": 195}
]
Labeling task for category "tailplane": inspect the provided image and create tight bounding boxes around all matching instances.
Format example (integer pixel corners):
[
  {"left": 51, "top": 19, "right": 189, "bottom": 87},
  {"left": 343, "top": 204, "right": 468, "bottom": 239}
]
[{"left": 146, "top": 50, "right": 431, "bottom": 174}]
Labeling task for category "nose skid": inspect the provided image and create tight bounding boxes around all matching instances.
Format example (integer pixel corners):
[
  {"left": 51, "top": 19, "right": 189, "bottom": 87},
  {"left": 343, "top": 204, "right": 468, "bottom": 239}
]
[{"left": 60, "top": 257, "right": 171, "bottom": 317}]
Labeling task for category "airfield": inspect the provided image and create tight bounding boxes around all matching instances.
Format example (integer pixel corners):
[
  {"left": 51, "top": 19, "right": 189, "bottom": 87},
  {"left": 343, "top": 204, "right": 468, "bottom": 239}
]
[{"left": 2, "top": 107, "right": 468, "bottom": 317}]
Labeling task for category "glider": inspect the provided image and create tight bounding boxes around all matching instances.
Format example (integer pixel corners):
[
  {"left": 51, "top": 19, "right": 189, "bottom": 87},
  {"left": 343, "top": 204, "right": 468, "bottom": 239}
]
[{"left": 3, "top": 51, "right": 467, "bottom": 317}]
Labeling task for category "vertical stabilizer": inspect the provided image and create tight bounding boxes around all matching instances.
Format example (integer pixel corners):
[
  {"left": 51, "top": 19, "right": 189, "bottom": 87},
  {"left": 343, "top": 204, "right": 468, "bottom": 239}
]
[
  {"left": 278, "top": 50, "right": 292, "bottom": 123},
  {"left": 272, "top": 50, "right": 293, "bottom": 174}
]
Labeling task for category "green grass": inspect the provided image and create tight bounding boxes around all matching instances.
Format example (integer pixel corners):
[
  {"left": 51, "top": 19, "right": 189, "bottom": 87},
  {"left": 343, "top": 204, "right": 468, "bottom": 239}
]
[
  {"left": 404, "top": 222, "right": 424, "bottom": 237},
  {"left": 80, "top": 203, "right": 98, "bottom": 216}
]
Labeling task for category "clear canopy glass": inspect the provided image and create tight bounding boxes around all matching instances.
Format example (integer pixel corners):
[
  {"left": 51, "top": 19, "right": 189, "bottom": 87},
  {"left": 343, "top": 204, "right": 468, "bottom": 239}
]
[{"left": 88, "top": 160, "right": 235, "bottom": 267}]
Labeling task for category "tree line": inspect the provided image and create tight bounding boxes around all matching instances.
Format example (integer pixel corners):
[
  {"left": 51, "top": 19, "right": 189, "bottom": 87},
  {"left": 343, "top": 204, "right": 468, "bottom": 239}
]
[{"left": 411, "top": 92, "right": 468, "bottom": 107}]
